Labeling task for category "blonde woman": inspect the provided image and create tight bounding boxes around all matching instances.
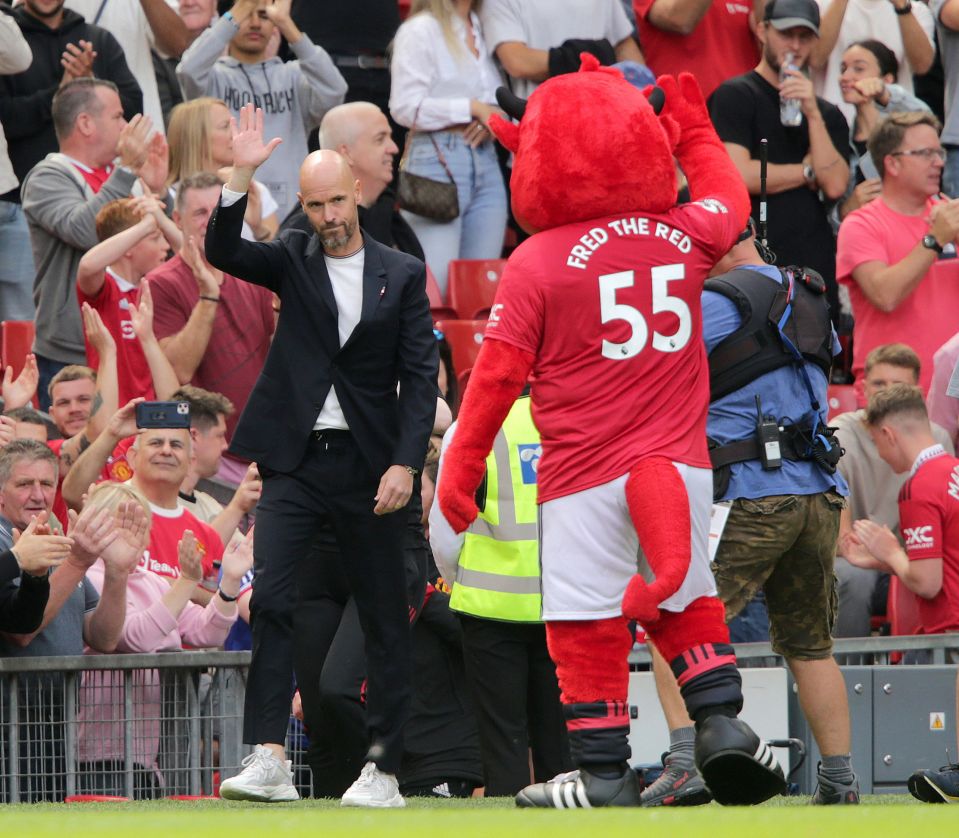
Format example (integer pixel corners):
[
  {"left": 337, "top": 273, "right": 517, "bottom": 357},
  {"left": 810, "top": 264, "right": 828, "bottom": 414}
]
[
  {"left": 75, "top": 482, "right": 252, "bottom": 797},
  {"left": 390, "top": 0, "right": 507, "bottom": 294},
  {"left": 167, "top": 97, "right": 280, "bottom": 242}
]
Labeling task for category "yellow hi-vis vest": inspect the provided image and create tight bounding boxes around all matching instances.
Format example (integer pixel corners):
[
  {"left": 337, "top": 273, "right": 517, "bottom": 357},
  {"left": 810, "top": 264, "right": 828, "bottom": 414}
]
[{"left": 451, "top": 396, "right": 542, "bottom": 622}]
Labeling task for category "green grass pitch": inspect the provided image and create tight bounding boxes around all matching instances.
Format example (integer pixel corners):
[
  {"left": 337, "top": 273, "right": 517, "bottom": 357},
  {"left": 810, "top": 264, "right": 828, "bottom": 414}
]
[{"left": 0, "top": 795, "right": 953, "bottom": 837}]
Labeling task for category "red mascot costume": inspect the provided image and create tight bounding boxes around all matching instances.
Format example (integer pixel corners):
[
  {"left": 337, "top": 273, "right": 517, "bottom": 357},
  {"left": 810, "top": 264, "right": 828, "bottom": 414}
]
[{"left": 438, "top": 59, "right": 786, "bottom": 808}]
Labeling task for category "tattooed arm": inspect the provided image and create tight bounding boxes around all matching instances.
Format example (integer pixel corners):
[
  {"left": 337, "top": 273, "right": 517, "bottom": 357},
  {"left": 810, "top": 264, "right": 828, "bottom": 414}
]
[{"left": 59, "top": 307, "right": 120, "bottom": 479}]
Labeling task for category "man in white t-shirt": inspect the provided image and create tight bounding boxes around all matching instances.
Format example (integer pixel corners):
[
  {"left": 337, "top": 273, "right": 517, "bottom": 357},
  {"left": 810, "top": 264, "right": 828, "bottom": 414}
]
[
  {"left": 809, "top": 0, "right": 935, "bottom": 123},
  {"left": 480, "top": 0, "right": 645, "bottom": 99},
  {"left": 65, "top": 0, "right": 196, "bottom": 132}
]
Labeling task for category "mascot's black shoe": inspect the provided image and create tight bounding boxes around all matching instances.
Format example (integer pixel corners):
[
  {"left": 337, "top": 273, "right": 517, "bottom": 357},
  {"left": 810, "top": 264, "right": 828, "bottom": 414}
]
[
  {"left": 515, "top": 768, "right": 642, "bottom": 808},
  {"left": 908, "top": 764, "right": 959, "bottom": 803},
  {"left": 694, "top": 715, "right": 786, "bottom": 805}
]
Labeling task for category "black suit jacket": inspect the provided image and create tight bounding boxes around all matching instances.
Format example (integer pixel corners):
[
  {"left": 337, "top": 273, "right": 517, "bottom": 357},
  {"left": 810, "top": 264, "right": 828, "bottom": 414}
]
[{"left": 205, "top": 194, "right": 438, "bottom": 477}]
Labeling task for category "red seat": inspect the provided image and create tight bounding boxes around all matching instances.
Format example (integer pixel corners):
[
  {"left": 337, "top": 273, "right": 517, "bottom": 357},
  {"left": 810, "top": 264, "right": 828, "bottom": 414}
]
[
  {"left": 433, "top": 320, "right": 487, "bottom": 377},
  {"left": 426, "top": 265, "right": 457, "bottom": 321},
  {"left": 888, "top": 575, "right": 922, "bottom": 637},
  {"left": 826, "top": 384, "right": 858, "bottom": 420},
  {"left": 1, "top": 320, "right": 37, "bottom": 407},
  {"left": 887, "top": 574, "right": 923, "bottom": 664},
  {"left": 447, "top": 259, "right": 506, "bottom": 320}
]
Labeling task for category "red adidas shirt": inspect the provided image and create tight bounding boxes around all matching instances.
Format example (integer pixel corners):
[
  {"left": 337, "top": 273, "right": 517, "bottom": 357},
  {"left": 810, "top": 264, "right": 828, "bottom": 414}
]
[
  {"left": 898, "top": 450, "right": 959, "bottom": 634},
  {"left": 78, "top": 272, "right": 155, "bottom": 405},
  {"left": 47, "top": 438, "right": 70, "bottom": 533},
  {"left": 487, "top": 200, "right": 740, "bottom": 502},
  {"left": 633, "top": 0, "right": 758, "bottom": 100},
  {"left": 140, "top": 505, "right": 222, "bottom": 585}
]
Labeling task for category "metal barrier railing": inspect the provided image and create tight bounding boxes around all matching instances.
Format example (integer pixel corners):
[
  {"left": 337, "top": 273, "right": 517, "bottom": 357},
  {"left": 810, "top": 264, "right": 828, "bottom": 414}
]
[
  {"left": 628, "top": 633, "right": 959, "bottom": 667},
  {"left": 1, "top": 636, "right": 956, "bottom": 802},
  {"left": 0, "top": 651, "right": 272, "bottom": 803}
]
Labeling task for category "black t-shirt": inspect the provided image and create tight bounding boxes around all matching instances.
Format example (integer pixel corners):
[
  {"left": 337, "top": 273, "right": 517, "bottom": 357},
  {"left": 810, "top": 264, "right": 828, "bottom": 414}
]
[
  {"left": 291, "top": 0, "right": 399, "bottom": 55},
  {"left": 708, "top": 71, "right": 850, "bottom": 290}
]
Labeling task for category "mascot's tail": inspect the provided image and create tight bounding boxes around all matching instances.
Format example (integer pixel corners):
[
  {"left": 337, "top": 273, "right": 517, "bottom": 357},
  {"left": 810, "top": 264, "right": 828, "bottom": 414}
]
[{"left": 620, "top": 457, "right": 692, "bottom": 624}]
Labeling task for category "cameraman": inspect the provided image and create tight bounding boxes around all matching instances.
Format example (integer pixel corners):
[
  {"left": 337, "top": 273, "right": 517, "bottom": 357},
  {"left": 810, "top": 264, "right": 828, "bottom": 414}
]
[{"left": 646, "top": 227, "right": 860, "bottom": 808}]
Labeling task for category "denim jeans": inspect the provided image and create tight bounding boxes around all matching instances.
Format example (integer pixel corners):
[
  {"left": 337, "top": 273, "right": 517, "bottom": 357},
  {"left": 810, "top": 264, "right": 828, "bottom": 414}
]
[
  {"left": 400, "top": 131, "right": 507, "bottom": 295},
  {"left": 0, "top": 200, "right": 36, "bottom": 321},
  {"left": 36, "top": 354, "right": 68, "bottom": 412}
]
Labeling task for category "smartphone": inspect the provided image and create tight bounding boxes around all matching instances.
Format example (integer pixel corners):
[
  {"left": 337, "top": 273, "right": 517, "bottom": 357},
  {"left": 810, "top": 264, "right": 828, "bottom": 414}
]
[{"left": 135, "top": 401, "right": 191, "bottom": 429}]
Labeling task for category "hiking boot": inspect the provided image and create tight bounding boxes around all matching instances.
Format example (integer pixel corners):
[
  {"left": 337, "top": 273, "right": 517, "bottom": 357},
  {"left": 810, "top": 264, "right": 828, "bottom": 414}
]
[
  {"left": 908, "top": 764, "right": 959, "bottom": 803},
  {"left": 341, "top": 761, "right": 406, "bottom": 808},
  {"left": 516, "top": 767, "right": 642, "bottom": 808},
  {"left": 219, "top": 745, "right": 299, "bottom": 802},
  {"left": 694, "top": 715, "right": 786, "bottom": 805},
  {"left": 812, "top": 768, "right": 860, "bottom": 804},
  {"left": 641, "top": 752, "right": 712, "bottom": 807}
]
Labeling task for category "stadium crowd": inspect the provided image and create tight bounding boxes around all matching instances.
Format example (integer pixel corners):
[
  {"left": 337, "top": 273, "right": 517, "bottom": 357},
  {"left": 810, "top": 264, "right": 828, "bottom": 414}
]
[{"left": 0, "top": 0, "right": 957, "bottom": 809}]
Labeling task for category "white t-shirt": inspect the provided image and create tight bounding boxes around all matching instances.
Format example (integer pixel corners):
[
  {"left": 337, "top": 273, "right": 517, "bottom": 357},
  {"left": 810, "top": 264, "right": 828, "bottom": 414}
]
[
  {"left": 813, "top": 0, "right": 935, "bottom": 125},
  {"left": 480, "top": 0, "right": 634, "bottom": 98},
  {"left": 314, "top": 247, "right": 366, "bottom": 431},
  {"left": 66, "top": 0, "right": 180, "bottom": 133}
]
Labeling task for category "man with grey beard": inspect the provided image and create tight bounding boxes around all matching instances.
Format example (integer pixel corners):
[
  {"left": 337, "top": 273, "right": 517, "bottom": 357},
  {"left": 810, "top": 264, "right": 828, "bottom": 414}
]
[{"left": 205, "top": 105, "right": 437, "bottom": 808}]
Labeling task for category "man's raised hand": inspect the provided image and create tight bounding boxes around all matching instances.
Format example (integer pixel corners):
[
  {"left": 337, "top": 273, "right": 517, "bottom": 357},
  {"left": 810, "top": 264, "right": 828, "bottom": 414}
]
[
  {"left": 11, "top": 515, "right": 74, "bottom": 577},
  {"left": 229, "top": 104, "right": 283, "bottom": 181},
  {"left": 2, "top": 353, "right": 39, "bottom": 411},
  {"left": 101, "top": 500, "right": 150, "bottom": 576}
]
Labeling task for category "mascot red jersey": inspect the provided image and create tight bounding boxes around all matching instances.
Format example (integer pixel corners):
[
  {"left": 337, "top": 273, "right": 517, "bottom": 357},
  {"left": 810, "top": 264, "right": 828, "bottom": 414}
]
[{"left": 438, "top": 59, "right": 786, "bottom": 808}]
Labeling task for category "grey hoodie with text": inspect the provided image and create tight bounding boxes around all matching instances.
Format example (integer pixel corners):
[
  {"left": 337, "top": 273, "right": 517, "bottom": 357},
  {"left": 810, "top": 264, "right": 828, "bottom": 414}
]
[{"left": 177, "top": 16, "right": 347, "bottom": 217}]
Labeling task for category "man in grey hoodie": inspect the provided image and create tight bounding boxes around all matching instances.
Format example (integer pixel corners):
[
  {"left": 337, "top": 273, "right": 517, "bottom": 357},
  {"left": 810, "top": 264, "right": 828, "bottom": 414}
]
[
  {"left": 19, "top": 78, "right": 166, "bottom": 407},
  {"left": 176, "top": 0, "right": 347, "bottom": 217}
]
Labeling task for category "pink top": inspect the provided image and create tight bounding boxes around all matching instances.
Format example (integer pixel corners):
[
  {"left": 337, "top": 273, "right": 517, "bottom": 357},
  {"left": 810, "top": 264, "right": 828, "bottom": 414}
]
[
  {"left": 76, "top": 562, "right": 235, "bottom": 773},
  {"left": 928, "top": 330, "right": 959, "bottom": 449},
  {"left": 836, "top": 197, "right": 959, "bottom": 401}
]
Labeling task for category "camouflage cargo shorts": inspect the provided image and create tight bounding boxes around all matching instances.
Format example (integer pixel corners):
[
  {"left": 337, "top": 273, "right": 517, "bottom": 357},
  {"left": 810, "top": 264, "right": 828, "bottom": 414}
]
[{"left": 712, "top": 491, "right": 845, "bottom": 660}]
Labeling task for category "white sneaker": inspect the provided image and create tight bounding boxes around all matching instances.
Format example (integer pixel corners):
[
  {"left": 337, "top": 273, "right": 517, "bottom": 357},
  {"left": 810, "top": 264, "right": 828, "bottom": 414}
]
[
  {"left": 219, "top": 745, "right": 300, "bottom": 802},
  {"left": 341, "top": 761, "right": 406, "bottom": 808}
]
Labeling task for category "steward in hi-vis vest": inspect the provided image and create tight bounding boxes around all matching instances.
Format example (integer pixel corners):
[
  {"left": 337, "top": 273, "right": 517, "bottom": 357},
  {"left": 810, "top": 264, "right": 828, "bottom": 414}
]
[
  {"left": 430, "top": 392, "right": 571, "bottom": 795},
  {"left": 452, "top": 395, "right": 541, "bottom": 622}
]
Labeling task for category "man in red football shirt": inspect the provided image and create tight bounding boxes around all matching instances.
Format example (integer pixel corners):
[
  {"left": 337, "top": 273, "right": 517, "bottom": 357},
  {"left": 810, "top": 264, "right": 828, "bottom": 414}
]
[
  {"left": 842, "top": 383, "right": 959, "bottom": 634},
  {"left": 128, "top": 425, "right": 223, "bottom": 600},
  {"left": 842, "top": 382, "right": 959, "bottom": 803}
]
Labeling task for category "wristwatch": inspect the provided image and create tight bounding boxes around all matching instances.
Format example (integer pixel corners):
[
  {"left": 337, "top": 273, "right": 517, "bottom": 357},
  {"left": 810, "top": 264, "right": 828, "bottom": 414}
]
[
  {"left": 802, "top": 164, "right": 815, "bottom": 184},
  {"left": 922, "top": 233, "right": 943, "bottom": 254},
  {"left": 893, "top": 1, "right": 912, "bottom": 15}
]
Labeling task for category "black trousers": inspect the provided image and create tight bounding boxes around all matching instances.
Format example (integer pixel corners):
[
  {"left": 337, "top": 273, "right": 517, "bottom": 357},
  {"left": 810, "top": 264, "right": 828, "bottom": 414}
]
[
  {"left": 245, "top": 433, "right": 410, "bottom": 773},
  {"left": 458, "top": 615, "right": 571, "bottom": 796},
  {"left": 292, "top": 529, "right": 427, "bottom": 796}
]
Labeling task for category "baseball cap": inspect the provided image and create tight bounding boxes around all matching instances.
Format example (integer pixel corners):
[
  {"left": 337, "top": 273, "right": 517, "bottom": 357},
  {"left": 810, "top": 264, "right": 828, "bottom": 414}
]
[{"left": 763, "top": 0, "right": 820, "bottom": 36}]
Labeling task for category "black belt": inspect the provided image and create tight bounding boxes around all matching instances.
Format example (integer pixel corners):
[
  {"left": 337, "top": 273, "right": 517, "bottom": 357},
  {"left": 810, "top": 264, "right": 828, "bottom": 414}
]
[
  {"left": 331, "top": 53, "right": 389, "bottom": 70},
  {"left": 311, "top": 428, "right": 352, "bottom": 441},
  {"left": 709, "top": 431, "right": 806, "bottom": 469}
]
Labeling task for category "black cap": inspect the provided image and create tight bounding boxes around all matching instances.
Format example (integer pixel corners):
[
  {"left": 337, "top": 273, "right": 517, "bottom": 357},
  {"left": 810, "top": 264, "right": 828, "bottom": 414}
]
[{"left": 763, "top": 0, "right": 820, "bottom": 36}]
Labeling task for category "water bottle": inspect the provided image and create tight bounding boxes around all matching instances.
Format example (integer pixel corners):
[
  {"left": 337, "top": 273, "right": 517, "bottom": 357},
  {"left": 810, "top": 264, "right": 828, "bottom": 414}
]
[{"left": 779, "top": 52, "right": 802, "bottom": 127}]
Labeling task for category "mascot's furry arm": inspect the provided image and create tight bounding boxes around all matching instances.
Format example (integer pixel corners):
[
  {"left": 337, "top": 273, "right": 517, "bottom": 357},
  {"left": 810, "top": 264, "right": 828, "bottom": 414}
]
[
  {"left": 656, "top": 73, "right": 751, "bottom": 231},
  {"left": 437, "top": 338, "right": 534, "bottom": 533}
]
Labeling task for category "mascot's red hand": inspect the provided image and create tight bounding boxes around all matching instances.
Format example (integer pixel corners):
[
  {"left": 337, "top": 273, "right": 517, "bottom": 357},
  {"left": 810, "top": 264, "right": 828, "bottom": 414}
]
[
  {"left": 438, "top": 338, "right": 534, "bottom": 533},
  {"left": 655, "top": 73, "right": 750, "bottom": 231}
]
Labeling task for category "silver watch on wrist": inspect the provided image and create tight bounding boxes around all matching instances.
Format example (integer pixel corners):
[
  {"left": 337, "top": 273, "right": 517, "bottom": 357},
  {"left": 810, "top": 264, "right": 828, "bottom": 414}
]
[
  {"left": 922, "top": 233, "right": 944, "bottom": 254},
  {"left": 802, "top": 164, "right": 815, "bottom": 184}
]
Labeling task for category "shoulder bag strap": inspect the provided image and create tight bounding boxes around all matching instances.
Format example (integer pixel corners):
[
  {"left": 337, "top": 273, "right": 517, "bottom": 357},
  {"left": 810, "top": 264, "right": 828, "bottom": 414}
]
[{"left": 400, "top": 101, "right": 456, "bottom": 186}]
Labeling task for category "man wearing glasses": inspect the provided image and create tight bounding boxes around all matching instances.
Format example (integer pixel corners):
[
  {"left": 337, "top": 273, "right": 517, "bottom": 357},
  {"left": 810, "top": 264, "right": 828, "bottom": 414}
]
[{"left": 837, "top": 111, "right": 959, "bottom": 400}]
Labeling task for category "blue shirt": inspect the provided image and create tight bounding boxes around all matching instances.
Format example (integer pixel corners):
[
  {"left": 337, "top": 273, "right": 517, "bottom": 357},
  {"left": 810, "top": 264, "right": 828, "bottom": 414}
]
[{"left": 702, "top": 265, "right": 849, "bottom": 501}]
